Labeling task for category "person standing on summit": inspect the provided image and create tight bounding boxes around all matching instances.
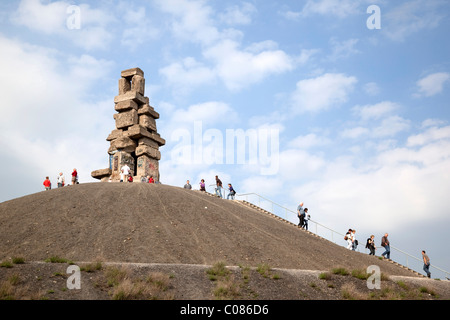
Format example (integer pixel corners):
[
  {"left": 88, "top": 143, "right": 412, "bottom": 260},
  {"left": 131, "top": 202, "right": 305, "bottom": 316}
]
[
  {"left": 120, "top": 164, "right": 131, "bottom": 182},
  {"left": 57, "top": 172, "right": 65, "bottom": 188},
  {"left": 43, "top": 176, "right": 51, "bottom": 190},
  {"left": 71, "top": 168, "right": 78, "bottom": 185}
]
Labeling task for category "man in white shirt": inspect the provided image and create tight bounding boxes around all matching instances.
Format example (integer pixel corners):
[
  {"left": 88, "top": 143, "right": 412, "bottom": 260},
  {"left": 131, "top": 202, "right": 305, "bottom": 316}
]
[
  {"left": 57, "top": 172, "right": 65, "bottom": 188},
  {"left": 121, "top": 164, "right": 131, "bottom": 182}
]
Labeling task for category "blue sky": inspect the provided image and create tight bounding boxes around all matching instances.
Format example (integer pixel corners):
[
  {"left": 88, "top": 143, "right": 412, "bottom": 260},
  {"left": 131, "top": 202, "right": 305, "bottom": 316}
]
[{"left": 0, "top": 0, "right": 449, "bottom": 278}]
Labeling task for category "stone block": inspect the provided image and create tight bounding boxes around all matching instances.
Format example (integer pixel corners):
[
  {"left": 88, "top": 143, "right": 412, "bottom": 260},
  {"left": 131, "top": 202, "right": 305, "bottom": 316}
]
[
  {"left": 151, "top": 132, "right": 166, "bottom": 146},
  {"left": 139, "top": 114, "right": 157, "bottom": 132},
  {"left": 136, "top": 145, "right": 161, "bottom": 160},
  {"left": 91, "top": 168, "right": 112, "bottom": 179},
  {"left": 126, "top": 124, "right": 152, "bottom": 140},
  {"left": 118, "top": 78, "right": 131, "bottom": 95},
  {"left": 114, "top": 109, "right": 138, "bottom": 129},
  {"left": 106, "top": 129, "right": 124, "bottom": 141},
  {"left": 138, "top": 137, "right": 159, "bottom": 149},
  {"left": 131, "top": 75, "right": 145, "bottom": 95},
  {"left": 108, "top": 136, "right": 137, "bottom": 153},
  {"left": 115, "top": 100, "right": 138, "bottom": 112},
  {"left": 114, "top": 91, "right": 147, "bottom": 105},
  {"left": 121, "top": 67, "right": 144, "bottom": 79},
  {"left": 138, "top": 104, "right": 159, "bottom": 119}
]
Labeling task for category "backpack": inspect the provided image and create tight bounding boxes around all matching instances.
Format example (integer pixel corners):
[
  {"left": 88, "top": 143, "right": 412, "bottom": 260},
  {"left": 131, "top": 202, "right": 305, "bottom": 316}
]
[{"left": 365, "top": 238, "right": 371, "bottom": 249}]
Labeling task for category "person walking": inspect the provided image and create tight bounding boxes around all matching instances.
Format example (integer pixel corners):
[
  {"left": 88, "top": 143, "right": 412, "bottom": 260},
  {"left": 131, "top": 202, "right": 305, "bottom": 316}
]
[
  {"left": 422, "top": 250, "right": 431, "bottom": 278},
  {"left": 43, "top": 176, "right": 51, "bottom": 191},
  {"left": 351, "top": 229, "right": 358, "bottom": 251},
  {"left": 227, "top": 183, "right": 236, "bottom": 200},
  {"left": 215, "top": 175, "right": 223, "bottom": 198},
  {"left": 381, "top": 233, "right": 390, "bottom": 259},
  {"left": 366, "top": 235, "right": 376, "bottom": 255},
  {"left": 345, "top": 229, "right": 353, "bottom": 250},
  {"left": 297, "top": 202, "right": 305, "bottom": 227},
  {"left": 303, "top": 208, "right": 310, "bottom": 230},
  {"left": 184, "top": 180, "right": 192, "bottom": 189}
]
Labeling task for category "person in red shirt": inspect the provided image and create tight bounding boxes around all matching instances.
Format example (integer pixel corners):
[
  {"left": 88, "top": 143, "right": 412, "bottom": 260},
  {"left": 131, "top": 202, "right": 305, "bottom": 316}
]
[
  {"left": 148, "top": 176, "right": 154, "bottom": 183},
  {"left": 43, "top": 177, "right": 51, "bottom": 191},
  {"left": 71, "top": 168, "right": 78, "bottom": 185}
]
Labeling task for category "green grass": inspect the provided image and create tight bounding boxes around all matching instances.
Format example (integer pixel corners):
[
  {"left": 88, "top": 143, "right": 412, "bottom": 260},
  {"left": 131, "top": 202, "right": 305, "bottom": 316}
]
[
  {"left": 331, "top": 267, "right": 349, "bottom": 276},
  {"left": 44, "top": 256, "right": 73, "bottom": 264},
  {"left": 206, "top": 262, "right": 230, "bottom": 281}
]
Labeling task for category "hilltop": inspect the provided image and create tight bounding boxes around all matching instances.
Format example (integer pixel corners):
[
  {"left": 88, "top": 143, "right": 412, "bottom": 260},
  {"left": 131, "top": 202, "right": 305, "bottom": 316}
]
[{"left": 1, "top": 182, "right": 448, "bottom": 300}]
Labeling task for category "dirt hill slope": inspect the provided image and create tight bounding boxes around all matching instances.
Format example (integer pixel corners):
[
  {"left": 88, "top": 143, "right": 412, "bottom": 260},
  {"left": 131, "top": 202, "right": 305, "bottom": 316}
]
[{"left": 0, "top": 183, "right": 420, "bottom": 277}]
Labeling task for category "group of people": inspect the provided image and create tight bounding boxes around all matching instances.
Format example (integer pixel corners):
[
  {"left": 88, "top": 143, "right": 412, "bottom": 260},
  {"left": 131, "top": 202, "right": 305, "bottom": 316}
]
[
  {"left": 296, "top": 202, "right": 310, "bottom": 230},
  {"left": 345, "top": 229, "right": 392, "bottom": 259},
  {"left": 345, "top": 230, "right": 392, "bottom": 259},
  {"left": 113, "top": 164, "right": 156, "bottom": 183},
  {"left": 183, "top": 175, "right": 237, "bottom": 200},
  {"left": 298, "top": 202, "right": 432, "bottom": 278},
  {"left": 347, "top": 229, "right": 432, "bottom": 278},
  {"left": 43, "top": 169, "right": 78, "bottom": 190}
]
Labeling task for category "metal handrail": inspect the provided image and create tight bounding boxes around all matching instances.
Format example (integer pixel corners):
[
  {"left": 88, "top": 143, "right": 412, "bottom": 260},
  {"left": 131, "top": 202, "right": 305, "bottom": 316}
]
[{"left": 234, "top": 192, "right": 450, "bottom": 279}]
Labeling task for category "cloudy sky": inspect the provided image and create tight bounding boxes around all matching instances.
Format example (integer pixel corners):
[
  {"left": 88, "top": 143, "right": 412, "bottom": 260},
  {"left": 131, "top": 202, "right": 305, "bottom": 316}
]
[{"left": 0, "top": 0, "right": 449, "bottom": 277}]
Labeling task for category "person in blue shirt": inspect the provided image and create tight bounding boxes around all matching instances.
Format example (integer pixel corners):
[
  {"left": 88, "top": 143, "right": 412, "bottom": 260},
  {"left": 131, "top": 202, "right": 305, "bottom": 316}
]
[{"left": 227, "top": 183, "right": 236, "bottom": 200}]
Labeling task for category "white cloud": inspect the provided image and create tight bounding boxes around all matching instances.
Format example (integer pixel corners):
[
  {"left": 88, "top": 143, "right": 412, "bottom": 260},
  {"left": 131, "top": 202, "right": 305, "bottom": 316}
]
[
  {"left": 218, "top": 2, "right": 256, "bottom": 25},
  {"left": 363, "top": 82, "right": 380, "bottom": 96},
  {"left": 414, "top": 72, "right": 450, "bottom": 97},
  {"left": 352, "top": 101, "right": 400, "bottom": 121},
  {"left": 407, "top": 125, "right": 450, "bottom": 146},
  {"left": 372, "top": 116, "right": 410, "bottom": 137},
  {"left": 288, "top": 133, "right": 331, "bottom": 149},
  {"left": 421, "top": 118, "right": 446, "bottom": 128},
  {"left": 341, "top": 126, "right": 370, "bottom": 139},
  {"left": 159, "top": 57, "right": 216, "bottom": 94},
  {"left": 290, "top": 73, "right": 357, "bottom": 114},
  {"left": 155, "top": 0, "right": 220, "bottom": 45},
  {"left": 300, "top": 0, "right": 363, "bottom": 18},
  {"left": 170, "top": 101, "right": 237, "bottom": 125},
  {"left": 383, "top": 0, "right": 446, "bottom": 42},
  {"left": 12, "top": 0, "right": 116, "bottom": 50},
  {"left": 12, "top": 0, "right": 68, "bottom": 34},
  {"left": 0, "top": 35, "right": 108, "bottom": 133},
  {"left": 328, "top": 38, "right": 360, "bottom": 61},
  {"left": 204, "top": 39, "right": 294, "bottom": 91},
  {"left": 120, "top": 6, "right": 160, "bottom": 50},
  {"left": 156, "top": 0, "right": 297, "bottom": 92}
]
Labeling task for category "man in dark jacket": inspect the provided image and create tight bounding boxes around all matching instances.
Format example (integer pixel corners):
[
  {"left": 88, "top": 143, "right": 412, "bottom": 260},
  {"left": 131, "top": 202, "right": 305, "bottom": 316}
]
[{"left": 381, "top": 233, "right": 390, "bottom": 259}]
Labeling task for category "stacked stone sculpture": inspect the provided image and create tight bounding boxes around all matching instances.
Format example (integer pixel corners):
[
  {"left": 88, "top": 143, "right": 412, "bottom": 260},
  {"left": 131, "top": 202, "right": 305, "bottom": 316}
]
[{"left": 91, "top": 67, "right": 165, "bottom": 182}]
